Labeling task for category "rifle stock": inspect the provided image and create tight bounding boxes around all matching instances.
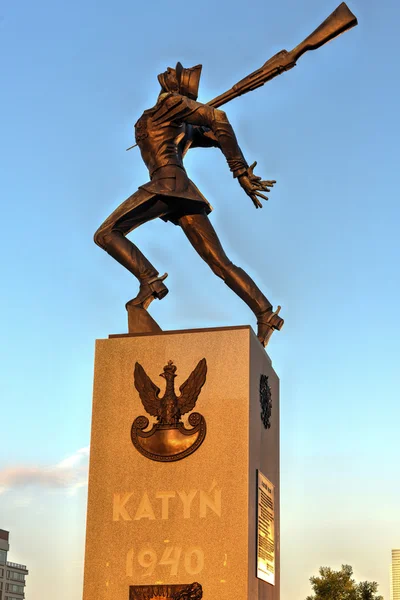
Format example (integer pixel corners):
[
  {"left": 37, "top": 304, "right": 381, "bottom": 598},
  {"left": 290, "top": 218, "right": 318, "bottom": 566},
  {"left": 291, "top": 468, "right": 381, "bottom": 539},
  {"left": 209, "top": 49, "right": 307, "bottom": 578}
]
[
  {"left": 208, "top": 2, "right": 357, "bottom": 109},
  {"left": 291, "top": 2, "right": 358, "bottom": 60}
]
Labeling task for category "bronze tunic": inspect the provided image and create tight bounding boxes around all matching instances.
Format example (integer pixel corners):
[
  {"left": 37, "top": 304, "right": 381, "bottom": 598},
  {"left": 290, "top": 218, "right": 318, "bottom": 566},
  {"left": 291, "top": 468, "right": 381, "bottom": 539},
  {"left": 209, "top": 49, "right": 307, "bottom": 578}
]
[
  {"left": 96, "top": 92, "right": 248, "bottom": 235},
  {"left": 134, "top": 92, "right": 223, "bottom": 221}
]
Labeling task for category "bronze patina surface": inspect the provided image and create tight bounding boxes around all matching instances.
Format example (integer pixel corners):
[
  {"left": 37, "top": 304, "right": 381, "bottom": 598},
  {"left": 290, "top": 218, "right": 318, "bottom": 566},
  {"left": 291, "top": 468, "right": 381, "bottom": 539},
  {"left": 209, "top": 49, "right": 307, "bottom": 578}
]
[
  {"left": 94, "top": 3, "right": 357, "bottom": 346},
  {"left": 131, "top": 359, "right": 207, "bottom": 462},
  {"left": 129, "top": 582, "right": 202, "bottom": 599},
  {"left": 260, "top": 374, "right": 272, "bottom": 430}
]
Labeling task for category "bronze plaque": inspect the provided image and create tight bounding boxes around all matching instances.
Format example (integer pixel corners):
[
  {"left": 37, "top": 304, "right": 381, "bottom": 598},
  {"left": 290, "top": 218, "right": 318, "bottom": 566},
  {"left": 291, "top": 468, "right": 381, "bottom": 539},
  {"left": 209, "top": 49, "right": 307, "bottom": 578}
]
[
  {"left": 257, "top": 470, "right": 275, "bottom": 585},
  {"left": 129, "top": 581, "right": 202, "bottom": 599}
]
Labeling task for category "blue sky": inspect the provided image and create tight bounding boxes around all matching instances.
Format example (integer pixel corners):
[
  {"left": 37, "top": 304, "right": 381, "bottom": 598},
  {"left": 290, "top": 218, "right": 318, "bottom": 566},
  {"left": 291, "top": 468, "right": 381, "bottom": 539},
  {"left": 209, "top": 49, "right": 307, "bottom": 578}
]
[{"left": 0, "top": 0, "right": 399, "bottom": 598}]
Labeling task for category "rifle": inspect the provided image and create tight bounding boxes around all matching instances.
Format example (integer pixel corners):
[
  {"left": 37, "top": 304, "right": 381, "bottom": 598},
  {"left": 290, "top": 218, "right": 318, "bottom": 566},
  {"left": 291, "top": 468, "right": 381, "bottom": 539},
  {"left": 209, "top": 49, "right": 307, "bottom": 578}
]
[
  {"left": 180, "top": 2, "right": 357, "bottom": 157},
  {"left": 207, "top": 2, "right": 357, "bottom": 109},
  {"left": 127, "top": 3, "right": 357, "bottom": 152}
]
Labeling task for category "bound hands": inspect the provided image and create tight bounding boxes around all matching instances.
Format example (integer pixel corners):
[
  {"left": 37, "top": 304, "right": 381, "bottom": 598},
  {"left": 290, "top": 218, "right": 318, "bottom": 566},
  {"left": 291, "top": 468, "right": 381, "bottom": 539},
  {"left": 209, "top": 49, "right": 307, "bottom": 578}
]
[{"left": 238, "top": 161, "right": 276, "bottom": 208}]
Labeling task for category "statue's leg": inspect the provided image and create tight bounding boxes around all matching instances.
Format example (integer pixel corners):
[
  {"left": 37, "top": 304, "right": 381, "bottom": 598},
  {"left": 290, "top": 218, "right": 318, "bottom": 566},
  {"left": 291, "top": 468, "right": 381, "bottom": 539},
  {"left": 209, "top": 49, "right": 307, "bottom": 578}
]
[
  {"left": 94, "top": 192, "right": 170, "bottom": 306},
  {"left": 178, "top": 212, "right": 283, "bottom": 345}
]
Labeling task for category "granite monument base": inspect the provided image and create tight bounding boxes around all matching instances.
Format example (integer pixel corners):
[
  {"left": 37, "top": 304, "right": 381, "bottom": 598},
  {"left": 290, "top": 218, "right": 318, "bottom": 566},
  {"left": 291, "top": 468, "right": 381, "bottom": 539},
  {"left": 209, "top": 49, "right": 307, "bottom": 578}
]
[{"left": 83, "top": 325, "right": 280, "bottom": 600}]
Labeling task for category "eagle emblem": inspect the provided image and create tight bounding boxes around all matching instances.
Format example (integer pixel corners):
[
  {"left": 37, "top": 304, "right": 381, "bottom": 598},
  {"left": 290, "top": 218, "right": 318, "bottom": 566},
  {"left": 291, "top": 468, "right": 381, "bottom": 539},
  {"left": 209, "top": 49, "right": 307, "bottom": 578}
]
[{"left": 131, "top": 359, "right": 207, "bottom": 462}]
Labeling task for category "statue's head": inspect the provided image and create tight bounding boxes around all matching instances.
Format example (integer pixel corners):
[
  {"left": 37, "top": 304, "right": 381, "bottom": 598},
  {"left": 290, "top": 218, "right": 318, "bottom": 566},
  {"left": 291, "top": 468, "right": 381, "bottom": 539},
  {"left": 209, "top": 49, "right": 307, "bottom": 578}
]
[
  {"left": 158, "top": 62, "right": 202, "bottom": 100},
  {"left": 157, "top": 67, "right": 179, "bottom": 94}
]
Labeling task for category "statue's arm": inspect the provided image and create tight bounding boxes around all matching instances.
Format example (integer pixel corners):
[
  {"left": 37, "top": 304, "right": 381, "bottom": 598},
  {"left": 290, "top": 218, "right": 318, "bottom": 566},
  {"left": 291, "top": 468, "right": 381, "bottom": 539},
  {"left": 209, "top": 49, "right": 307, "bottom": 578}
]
[
  {"left": 185, "top": 100, "right": 276, "bottom": 208},
  {"left": 177, "top": 98, "right": 249, "bottom": 177},
  {"left": 159, "top": 94, "right": 275, "bottom": 207},
  {"left": 187, "top": 125, "right": 220, "bottom": 149},
  {"left": 183, "top": 101, "right": 276, "bottom": 206}
]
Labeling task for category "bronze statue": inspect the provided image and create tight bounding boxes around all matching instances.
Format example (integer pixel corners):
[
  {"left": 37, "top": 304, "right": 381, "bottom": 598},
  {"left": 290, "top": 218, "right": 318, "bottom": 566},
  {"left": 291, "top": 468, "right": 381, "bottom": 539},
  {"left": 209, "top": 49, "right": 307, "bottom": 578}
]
[{"left": 94, "top": 3, "right": 357, "bottom": 346}]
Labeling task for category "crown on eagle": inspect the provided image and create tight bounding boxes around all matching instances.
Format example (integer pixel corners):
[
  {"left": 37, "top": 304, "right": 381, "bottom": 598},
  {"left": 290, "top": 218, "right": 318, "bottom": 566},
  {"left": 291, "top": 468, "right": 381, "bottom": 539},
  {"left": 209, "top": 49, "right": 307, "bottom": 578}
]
[{"left": 163, "top": 360, "right": 177, "bottom": 376}]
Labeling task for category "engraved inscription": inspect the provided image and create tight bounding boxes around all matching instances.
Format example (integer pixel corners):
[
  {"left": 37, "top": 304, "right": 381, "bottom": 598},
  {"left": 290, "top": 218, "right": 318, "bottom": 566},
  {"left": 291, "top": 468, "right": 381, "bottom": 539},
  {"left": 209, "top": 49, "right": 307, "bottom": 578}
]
[
  {"left": 113, "top": 483, "right": 221, "bottom": 522},
  {"left": 257, "top": 470, "right": 275, "bottom": 585},
  {"left": 126, "top": 545, "right": 204, "bottom": 578},
  {"left": 118, "top": 483, "right": 220, "bottom": 581}
]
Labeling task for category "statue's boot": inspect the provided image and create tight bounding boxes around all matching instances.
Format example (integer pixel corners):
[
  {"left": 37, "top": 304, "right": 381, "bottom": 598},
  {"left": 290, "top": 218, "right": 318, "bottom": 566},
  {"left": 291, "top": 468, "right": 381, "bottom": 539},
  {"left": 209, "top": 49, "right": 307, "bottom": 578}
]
[
  {"left": 126, "top": 273, "right": 169, "bottom": 310},
  {"left": 256, "top": 306, "right": 284, "bottom": 347},
  {"left": 222, "top": 264, "right": 284, "bottom": 346},
  {"left": 98, "top": 230, "right": 169, "bottom": 310}
]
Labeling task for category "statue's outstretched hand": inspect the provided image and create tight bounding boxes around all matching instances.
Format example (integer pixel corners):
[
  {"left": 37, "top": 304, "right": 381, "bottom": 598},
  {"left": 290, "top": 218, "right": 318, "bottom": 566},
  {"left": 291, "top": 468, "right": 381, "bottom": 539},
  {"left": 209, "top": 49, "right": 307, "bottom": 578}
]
[{"left": 238, "top": 161, "right": 276, "bottom": 209}]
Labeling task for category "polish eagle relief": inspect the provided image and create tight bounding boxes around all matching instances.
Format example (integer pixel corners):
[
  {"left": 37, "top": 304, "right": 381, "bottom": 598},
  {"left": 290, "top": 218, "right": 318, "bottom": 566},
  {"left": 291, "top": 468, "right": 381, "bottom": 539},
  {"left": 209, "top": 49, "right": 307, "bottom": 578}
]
[{"left": 131, "top": 359, "right": 207, "bottom": 462}]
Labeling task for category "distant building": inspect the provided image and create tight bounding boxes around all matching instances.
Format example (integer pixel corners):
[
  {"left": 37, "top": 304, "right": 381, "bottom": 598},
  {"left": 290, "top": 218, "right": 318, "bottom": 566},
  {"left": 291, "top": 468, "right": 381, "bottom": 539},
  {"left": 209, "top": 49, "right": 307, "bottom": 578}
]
[
  {"left": 391, "top": 549, "right": 400, "bottom": 600},
  {"left": 0, "top": 530, "right": 28, "bottom": 600}
]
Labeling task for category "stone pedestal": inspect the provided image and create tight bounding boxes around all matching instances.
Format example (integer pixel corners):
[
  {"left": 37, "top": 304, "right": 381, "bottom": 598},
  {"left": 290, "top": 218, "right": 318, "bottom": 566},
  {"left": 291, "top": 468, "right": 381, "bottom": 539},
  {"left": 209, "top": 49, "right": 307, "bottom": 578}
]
[{"left": 83, "top": 325, "right": 280, "bottom": 600}]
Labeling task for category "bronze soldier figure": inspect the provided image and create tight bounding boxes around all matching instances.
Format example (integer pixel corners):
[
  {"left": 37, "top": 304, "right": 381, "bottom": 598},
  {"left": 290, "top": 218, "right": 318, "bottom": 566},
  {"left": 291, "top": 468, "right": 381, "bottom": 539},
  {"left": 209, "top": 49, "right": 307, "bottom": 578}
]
[
  {"left": 94, "top": 63, "right": 283, "bottom": 346},
  {"left": 94, "top": 4, "right": 358, "bottom": 346}
]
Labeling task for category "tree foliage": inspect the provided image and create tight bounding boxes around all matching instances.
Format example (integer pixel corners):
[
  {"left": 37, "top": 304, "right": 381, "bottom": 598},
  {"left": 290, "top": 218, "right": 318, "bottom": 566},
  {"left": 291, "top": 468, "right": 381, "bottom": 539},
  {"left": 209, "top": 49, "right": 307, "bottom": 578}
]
[
  {"left": 306, "top": 565, "right": 383, "bottom": 600},
  {"left": 357, "top": 580, "right": 383, "bottom": 600}
]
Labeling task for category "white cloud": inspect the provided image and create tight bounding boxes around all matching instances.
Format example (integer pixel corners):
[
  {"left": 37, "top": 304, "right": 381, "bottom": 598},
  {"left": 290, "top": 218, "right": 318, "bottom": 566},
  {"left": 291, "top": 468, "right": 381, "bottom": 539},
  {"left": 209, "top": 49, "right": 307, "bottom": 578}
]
[{"left": 0, "top": 447, "right": 89, "bottom": 495}]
